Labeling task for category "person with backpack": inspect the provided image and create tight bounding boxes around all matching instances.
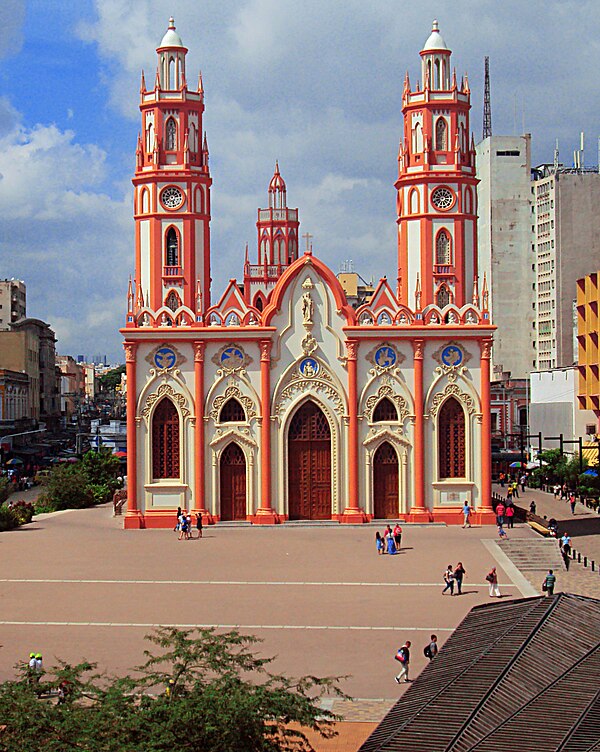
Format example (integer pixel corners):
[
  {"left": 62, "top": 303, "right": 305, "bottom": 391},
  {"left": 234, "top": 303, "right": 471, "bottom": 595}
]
[
  {"left": 442, "top": 565, "right": 455, "bottom": 595},
  {"left": 424, "top": 634, "right": 438, "bottom": 661},
  {"left": 486, "top": 567, "right": 501, "bottom": 597},
  {"left": 394, "top": 640, "right": 411, "bottom": 683},
  {"left": 543, "top": 569, "right": 556, "bottom": 597}
]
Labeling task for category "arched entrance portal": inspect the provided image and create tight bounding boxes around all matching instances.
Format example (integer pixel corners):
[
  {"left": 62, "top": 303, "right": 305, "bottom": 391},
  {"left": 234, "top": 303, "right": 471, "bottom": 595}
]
[
  {"left": 219, "top": 443, "right": 246, "bottom": 521},
  {"left": 288, "top": 401, "right": 331, "bottom": 520},
  {"left": 373, "top": 442, "right": 399, "bottom": 518}
]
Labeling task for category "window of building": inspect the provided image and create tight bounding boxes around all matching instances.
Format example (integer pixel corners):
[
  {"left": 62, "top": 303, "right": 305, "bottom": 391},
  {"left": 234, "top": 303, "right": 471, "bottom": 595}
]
[
  {"left": 495, "top": 150, "right": 520, "bottom": 156},
  {"left": 435, "top": 118, "right": 447, "bottom": 150},
  {"left": 436, "top": 230, "right": 451, "bottom": 264},
  {"left": 166, "top": 118, "right": 177, "bottom": 150},
  {"left": 219, "top": 398, "right": 246, "bottom": 423},
  {"left": 165, "top": 291, "right": 180, "bottom": 311},
  {"left": 436, "top": 285, "right": 450, "bottom": 308},
  {"left": 166, "top": 228, "right": 179, "bottom": 266},
  {"left": 438, "top": 397, "right": 466, "bottom": 478},
  {"left": 152, "top": 398, "right": 180, "bottom": 479},
  {"left": 373, "top": 397, "right": 398, "bottom": 422}
]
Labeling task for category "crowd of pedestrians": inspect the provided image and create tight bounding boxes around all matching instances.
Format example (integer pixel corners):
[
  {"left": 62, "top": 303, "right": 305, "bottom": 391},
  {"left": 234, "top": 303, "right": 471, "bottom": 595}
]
[
  {"left": 375, "top": 523, "right": 403, "bottom": 555},
  {"left": 174, "top": 508, "right": 203, "bottom": 540}
]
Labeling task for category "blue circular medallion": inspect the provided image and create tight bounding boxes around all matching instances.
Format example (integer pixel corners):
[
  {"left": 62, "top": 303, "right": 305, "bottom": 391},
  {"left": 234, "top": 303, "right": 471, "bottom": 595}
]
[
  {"left": 299, "top": 357, "right": 319, "bottom": 377},
  {"left": 154, "top": 347, "right": 177, "bottom": 370},
  {"left": 441, "top": 345, "right": 463, "bottom": 367},
  {"left": 375, "top": 346, "right": 397, "bottom": 369},
  {"left": 220, "top": 347, "right": 244, "bottom": 369}
]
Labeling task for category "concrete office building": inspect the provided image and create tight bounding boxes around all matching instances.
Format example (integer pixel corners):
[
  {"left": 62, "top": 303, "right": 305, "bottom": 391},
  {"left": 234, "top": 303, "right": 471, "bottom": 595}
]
[
  {"left": 476, "top": 135, "right": 535, "bottom": 379},
  {"left": 532, "top": 166, "right": 600, "bottom": 370},
  {"left": 0, "top": 279, "right": 26, "bottom": 330}
]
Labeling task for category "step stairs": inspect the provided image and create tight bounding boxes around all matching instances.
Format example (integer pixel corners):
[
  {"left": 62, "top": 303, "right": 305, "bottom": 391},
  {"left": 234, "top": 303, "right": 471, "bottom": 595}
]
[{"left": 499, "top": 538, "right": 566, "bottom": 571}]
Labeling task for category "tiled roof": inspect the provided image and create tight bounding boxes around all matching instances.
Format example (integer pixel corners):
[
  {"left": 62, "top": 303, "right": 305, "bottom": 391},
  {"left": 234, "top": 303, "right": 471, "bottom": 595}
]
[{"left": 359, "top": 594, "right": 600, "bottom": 752}]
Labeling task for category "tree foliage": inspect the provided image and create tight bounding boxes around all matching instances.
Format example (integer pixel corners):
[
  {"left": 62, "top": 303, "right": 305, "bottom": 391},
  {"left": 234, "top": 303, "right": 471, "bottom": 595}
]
[
  {"left": 36, "top": 463, "right": 94, "bottom": 512},
  {"left": 0, "top": 627, "right": 347, "bottom": 752},
  {"left": 98, "top": 365, "right": 125, "bottom": 392}
]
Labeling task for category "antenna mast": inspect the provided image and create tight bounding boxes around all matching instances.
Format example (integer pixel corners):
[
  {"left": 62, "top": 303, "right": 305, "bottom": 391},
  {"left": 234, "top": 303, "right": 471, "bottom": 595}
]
[{"left": 482, "top": 56, "right": 492, "bottom": 139}]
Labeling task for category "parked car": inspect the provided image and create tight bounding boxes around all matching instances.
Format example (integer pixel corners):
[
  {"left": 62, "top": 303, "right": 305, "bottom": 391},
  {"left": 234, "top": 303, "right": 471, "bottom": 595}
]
[{"left": 34, "top": 469, "right": 52, "bottom": 485}]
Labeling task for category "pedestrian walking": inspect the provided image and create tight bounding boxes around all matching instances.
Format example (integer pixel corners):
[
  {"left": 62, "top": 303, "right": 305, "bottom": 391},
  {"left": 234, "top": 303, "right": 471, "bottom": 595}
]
[
  {"left": 454, "top": 562, "right": 466, "bottom": 595},
  {"left": 393, "top": 522, "right": 403, "bottom": 551},
  {"left": 195, "top": 513, "right": 203, "bottom": 539},
  {"left": 462, "top": 502, "right": 472, "bottom": 528},
  {"left": 520, "top": 474, "right": 527, "bottom": 493},
  {"left": 498, "top": 524, "right": 508, "bottom": 541},
  {"left": 542, "top": 569, "right": 556, "bottom": 597},
  {"left": 506, "top": 486, "right": 513, "bottom": 502},
  {"left": 486, "top": 567, "right": 501, "bottom": 598},
  {"left": 569, "top": 493, "right": 576, "bottom": 515},
  {"left": 375, "top": 531, "right": 384, "bottom": 555},
  {"left": 386, "top": 531, "right": 397, "bottom": 555},
  {"left": 512, "top": 481, "right": 519, "bottom": 499},
  {"left": 174, "top": 506, "right": 182, "bottom": 532},
  {"left": 505, "top": 504, "right": 515, "bottom": 529},
  {"left": 394, "top": 641, "right": 411, "bottom": 683},
  {"left": 424, "top": 634, "right": 438, "bottom": 661},
  {"left": 499, "top": 472, "right": 505, "bottom": 488},
  {"left": 529, "top": 500, "right": 537, "bottom": 516},
  {"left": 442, "top": 565, "right": 455, "bottom": 595},
  {"left": 495, "top": 501, "right": 505, "bottom": 527}
]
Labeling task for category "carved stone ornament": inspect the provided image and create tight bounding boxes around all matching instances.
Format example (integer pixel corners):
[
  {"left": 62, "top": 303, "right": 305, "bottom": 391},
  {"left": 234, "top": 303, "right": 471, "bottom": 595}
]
[
  {"left": 275, "top": 366, "right": 344, "bottom": 417},
  {"left": 366, "top": 342, "right": 405, "bottom": 371},
  {"left": 301, "top": 332, "right": 318, "bottom": 356},
  {"left": 211, "top": 343, "right": 253, "bottom": 373},
  {"left": 432, "top": 340, "right": 472, "bottom": 371},
  {"left": 301, "top": 276, "right": 314, "bottom": 289},
  {"left": 210, "top": 385, "right": 257, "bottom": 422},
  {"left": 145, "top": 343, "right": 186, "bottom": 372},
  {"left": 480, "top": 339, "right": 493, "bottom": 359},
  {"left": 193, "top": 342, "right": 206, "bottom": 362},
  {"left": 124, "top": 342, "right": 137, "bottom": 362},
  {"left": 364, "top": 385, "right": 410, "bottom": 422},
  {"left": 141, "top": 383, "right": 190, "bottom": 419},
  {"left": 429, "top": 383, "right": 475, "bottom": 418}
]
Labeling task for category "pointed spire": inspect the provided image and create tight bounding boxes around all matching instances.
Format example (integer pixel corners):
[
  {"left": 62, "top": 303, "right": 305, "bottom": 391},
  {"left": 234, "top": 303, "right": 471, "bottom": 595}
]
[
  {"left": 127, "top": 277, "right": 134, "bottom": 313},
  {"left": 472, "top": 276, "right": 480, "bottom": 307},
  {"left": 451, "top": 68, "right": 457, "bottom": 90},
  {"left": 482, "top": 273, "right": 489, "bottom": 311},
  {"left": 463, "top": 73, "right": 470, "bottom": 94},
  {"left": 198, "top": 70, "right": 204, "bottom": 94},
  {"left": 196, "top": 280, "right": 202, "bottom": 313},
  {"left": 155, "top": 68, "right": 161, "bottom": 91},
  {"left": 403, "top": 70, "right": 411, "bottom": 96},
  {"left": 244, "top": 243, "right": 249, "bottom": 264},
  {"left": 136, "top": 134, "right": 143, "bottom": 169},
  {"left": 415, "top": 274, "right": 422, "bottom": 311},
  {"left": 135, "top": 279, "right": 144, "bottom": 311},
  {"left": 183, "top": 129, "right": 190, "bottom": 167},
  {"left": 140, "top": 69, "right": 146, "bottom": 93},
  {"left": 153, "top": 133, "right": 159, "bottom": 163}
]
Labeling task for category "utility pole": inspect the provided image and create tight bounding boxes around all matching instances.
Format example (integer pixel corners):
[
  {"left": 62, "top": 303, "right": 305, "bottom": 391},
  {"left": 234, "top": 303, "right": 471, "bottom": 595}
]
[{"left": 482, "top": 56, "right": 492, "bottom": 140}]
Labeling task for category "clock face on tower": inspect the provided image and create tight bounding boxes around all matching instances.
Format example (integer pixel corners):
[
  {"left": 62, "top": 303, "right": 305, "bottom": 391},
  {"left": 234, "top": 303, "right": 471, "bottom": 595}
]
[
  {"left": 431, "top": 186, "right": 454, "bottom": 211},
  {"left": 160, "top": 186, "right": 184, "bottom": 210}
]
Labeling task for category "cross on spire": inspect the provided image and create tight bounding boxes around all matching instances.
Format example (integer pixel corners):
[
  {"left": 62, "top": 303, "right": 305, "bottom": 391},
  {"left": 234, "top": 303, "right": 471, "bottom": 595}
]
[{"left": 302, "top": 232, "right": 313, "bottom": 255}]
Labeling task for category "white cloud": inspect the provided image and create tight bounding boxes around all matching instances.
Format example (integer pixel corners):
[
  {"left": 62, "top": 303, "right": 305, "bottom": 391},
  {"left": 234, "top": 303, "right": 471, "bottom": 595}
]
[{"left": 0, "top": 1, "right": 25, "bottom": 59}]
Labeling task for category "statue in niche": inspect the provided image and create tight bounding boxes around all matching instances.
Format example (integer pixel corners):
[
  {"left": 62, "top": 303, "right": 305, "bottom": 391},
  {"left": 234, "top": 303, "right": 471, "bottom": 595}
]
[
  {"left": 302, "top": 292, "right": 314, "bottom": 324},
  {"left": 447, "top": 311, "right": 458, "bottom": 323}
]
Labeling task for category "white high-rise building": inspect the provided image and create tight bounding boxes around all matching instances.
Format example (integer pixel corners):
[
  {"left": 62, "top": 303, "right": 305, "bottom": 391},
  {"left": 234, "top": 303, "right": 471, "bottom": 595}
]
[
  {"left": 532, "top": 166, "right": 600, "bottom": 370},
  {"left": 476, "top": 135, "right": 535, "bottom": 378}
]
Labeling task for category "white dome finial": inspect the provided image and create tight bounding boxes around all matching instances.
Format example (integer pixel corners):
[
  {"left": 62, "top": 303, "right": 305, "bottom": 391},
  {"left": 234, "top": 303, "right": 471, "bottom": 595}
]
[
  {"left": 422, "top": 19, "right": 448, "bottom": 51},
  {"left": 159, "top": 17, "right": 185, "bottom": 48},
  {"left": 432, "top": 19, "right": 439, "bottom": 32}
]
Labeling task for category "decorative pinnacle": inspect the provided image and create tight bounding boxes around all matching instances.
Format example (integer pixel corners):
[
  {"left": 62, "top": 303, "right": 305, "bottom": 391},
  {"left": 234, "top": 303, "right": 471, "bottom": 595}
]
[
  {"left": 168, "top": 16, "right": 176, "bottom": 29},
  {"left": 432, "top": 19, "right": 439, "bottom": 32}
]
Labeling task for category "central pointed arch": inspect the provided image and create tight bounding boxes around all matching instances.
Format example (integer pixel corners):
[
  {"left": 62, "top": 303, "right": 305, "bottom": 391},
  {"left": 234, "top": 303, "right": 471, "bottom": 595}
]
[
  {"left": 220, "top": 443, "right": 246, "bottom": 520},
  {"left": 287, "top": 401, "right": 331, "bottom": 520},
  {"left": 373, "top": 442, "right": 399, "bottom": 519},
  {"left": 438, "top": 397, "right": 466, "bottom": 478}
]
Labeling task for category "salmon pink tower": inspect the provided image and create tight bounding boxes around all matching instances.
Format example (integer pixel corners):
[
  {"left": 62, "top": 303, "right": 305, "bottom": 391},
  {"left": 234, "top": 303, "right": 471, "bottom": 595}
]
[{"left": 122, "top": 19, "right": 496, "bottom": 529}]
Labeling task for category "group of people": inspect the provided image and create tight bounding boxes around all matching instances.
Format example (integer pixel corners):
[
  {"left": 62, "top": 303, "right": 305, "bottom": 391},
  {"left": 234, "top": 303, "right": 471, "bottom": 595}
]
[
  {"left": 175, "top": 508, "right": 203, "bottom": 540},
  {"left": 394, "top": 635, "right": 439, "bottom": 683},
  {"left": 494, "top": 500, "right": 516, "bottom": 540},
  {"left": 3, "top": 468, "right": 33, "bottom": 491},
  {"left": 442, "top": 562, "right": 467, "bottom": 595},
  {"left": 375, "top": 524, "right": 403, "bottom": 555},
  {"left": 553, "top": 484, "right": 578, "bottom": 515}
]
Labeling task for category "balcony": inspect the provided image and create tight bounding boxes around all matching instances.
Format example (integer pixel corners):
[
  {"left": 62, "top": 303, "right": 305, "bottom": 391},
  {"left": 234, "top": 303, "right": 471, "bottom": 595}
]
[
  {"left": 433, "top": 264, "right": 455, "bottom": 276},
  {"left": 245, "top": 263, "right": 288, "bottom": 280},
  {"left": 162, "top": 265, "right": 183, "bottom": 279}
]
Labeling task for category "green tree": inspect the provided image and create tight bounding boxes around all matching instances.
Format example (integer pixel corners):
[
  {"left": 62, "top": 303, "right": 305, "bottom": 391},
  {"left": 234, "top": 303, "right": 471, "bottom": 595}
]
[
  {"left": 98, "top": 365, "right": 125, "bottom": 392},
  {"left": 81, "top": 448, "right": 122, "bottom": 502},
  {"left": 36, "top": 463, "right": 94, "bottom": 512},
  {"left": 0, "top": 627, "right": 347, "bottom": 751}
]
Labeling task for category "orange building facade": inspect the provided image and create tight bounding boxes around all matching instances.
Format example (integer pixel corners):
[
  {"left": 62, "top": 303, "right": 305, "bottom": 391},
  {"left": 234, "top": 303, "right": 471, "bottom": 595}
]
[
  {"left": 577, "top": 271, "right": 600, "bottom": 426},
  {"left": 122, "top": 19, "right": 495, "bottom": 528}
]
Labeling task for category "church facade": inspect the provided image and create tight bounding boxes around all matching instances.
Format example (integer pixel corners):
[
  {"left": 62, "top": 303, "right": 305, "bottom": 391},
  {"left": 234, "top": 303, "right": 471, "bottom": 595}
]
[{"left": 122, "top": 19, "right": 496, "bottom": 528}]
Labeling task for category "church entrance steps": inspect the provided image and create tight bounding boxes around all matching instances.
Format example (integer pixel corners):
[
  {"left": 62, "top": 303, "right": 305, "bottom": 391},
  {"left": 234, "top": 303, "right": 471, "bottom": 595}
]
[{"left": 496, "top": 538, "right": 565, "bottom": 571}]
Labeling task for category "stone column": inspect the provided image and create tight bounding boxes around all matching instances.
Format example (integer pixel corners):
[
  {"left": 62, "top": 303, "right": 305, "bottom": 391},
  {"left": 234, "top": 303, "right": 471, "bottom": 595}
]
[
  {"left": 409, "top": 338, "right": 429, "bottom": 520},
  {"left": 479, "top": 338, "right": 494, "bottom": 518},
  {"left": 255, "top": 339, "right": 278, "bottom": 523},
  {"left": 193, "top": 341, "right": 210, "bottom": 521},
  {"left": 124, "top": 341, "right": 143, "bottom": 528},
  {"left": 340, "top": 339, "right": 367, "bottom": 523}
]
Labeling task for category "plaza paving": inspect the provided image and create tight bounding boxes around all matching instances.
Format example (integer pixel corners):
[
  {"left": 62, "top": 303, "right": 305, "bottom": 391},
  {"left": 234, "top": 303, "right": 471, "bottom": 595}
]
[{"left": 1, "top": 504, "right": 536, "bottom": 705}]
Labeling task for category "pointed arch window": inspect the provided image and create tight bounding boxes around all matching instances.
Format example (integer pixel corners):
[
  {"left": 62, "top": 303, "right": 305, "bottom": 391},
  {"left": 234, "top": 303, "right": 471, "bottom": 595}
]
[
  {"left": 189, "top": 123, "right": 198, "bottom": 153},
  {"left": 152, "top": 398, "right": 180, "bottom": 479},
  {"left": 140, "top": 188, "right": 149, "bottom": 214},
  {"left": 435, "top": 230, "right": 451, "bottom": 265},
  {"left": 146, "top": 122, "right": 154, "bottom": 153},
  {"left": 436, "top": 285, "right": 450, "bottom": 308},
  {"left": 438, "top": 397, "right": 465, "bottom": 478},
  {"left": 373, "top": 397, "right": 399, "bottom": 423},
  {"left": 165, "top": 291, "right": 180, "bottom": 311},
  {"left": 409, "top": 188, "right": 420, "bottom": 214},
  {"left": 435, "top": 118, "right": 448, "bottom": 150},
  {"left": 166, "top": 228, "right": 179, "bottom": 266},
  {"left": 413, "top": 122, "right": 423, "bottom": 153},
  {"left": 464, "top": 187, "right": 472, "bottom": 214},
  {"left": 219, "top": 398, "right": 246, "bottom": 423},
  {"left": 254, "top": 295, "right": 264, "bottom": 312},
  {"left": 166, "top": 118, "right": 177, "bottom": 150}
]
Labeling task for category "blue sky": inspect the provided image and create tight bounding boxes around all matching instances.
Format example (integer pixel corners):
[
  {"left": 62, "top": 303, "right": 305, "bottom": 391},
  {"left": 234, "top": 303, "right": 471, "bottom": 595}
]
[{"left": 0, "top": 0, "right": 598, "bottom": 361}]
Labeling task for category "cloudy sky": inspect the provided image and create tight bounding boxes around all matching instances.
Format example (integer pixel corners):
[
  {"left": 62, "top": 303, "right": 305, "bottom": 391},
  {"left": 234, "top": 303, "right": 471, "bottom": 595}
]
[{"left": 0, "top": 0, "right": 597, "bottom": 362}]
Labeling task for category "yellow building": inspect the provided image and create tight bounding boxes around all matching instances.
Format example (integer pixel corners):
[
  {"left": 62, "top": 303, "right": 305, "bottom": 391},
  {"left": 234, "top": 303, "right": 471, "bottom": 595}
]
[{"left": 576, "top": 271, "right": 600, "bottom": 426}]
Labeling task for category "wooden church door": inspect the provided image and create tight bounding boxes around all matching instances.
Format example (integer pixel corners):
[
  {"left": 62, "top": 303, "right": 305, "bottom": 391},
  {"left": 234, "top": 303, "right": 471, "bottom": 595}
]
[
  {"left": 373, "top": 442, "right": 399, "bottom": 519},
  {"left": 220, "top": 443, "right": 246, "bottom": 521},
  {"left": 288, "top": 401, "right": 331, "bottom": 520}
]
